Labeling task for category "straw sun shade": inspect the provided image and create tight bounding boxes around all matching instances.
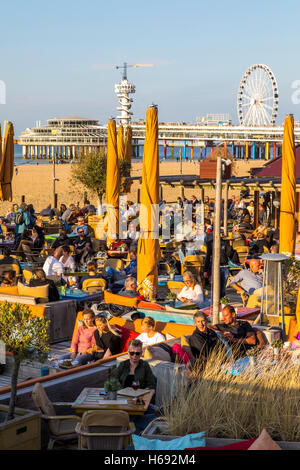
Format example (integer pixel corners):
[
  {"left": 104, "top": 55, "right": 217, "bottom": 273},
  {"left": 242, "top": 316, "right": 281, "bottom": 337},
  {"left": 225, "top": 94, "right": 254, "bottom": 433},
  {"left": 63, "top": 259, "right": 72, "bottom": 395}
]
[
  {"left": 0, "top": 121, "right": 14, "bottom": 201},
  {"left": 137, "top": 105, "right": 160, "bottom": 300},
  {"left": 279, "top": 114, "right": 296, "bottom": 256}
]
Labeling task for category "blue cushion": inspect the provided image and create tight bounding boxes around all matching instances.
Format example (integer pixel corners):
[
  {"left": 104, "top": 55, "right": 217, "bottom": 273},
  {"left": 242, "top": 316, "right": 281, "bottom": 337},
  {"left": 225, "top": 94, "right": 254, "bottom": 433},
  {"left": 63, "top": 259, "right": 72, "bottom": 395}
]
[{"left": 132, "top": 431, "right": 206, "bottom": 450}]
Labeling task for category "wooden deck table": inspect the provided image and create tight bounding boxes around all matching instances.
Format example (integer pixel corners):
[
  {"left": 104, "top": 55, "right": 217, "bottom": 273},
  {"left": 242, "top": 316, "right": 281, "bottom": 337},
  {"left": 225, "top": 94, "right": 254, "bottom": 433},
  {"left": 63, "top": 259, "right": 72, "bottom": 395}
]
[{"left": 72, "top": 387, "right": 155, "bottom": 416}]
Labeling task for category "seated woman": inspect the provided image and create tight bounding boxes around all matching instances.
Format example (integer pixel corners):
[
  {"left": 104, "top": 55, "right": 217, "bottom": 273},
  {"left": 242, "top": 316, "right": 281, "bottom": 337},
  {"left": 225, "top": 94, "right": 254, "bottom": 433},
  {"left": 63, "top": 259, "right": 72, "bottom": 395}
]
[
  {"left": 59, "top": 245, "right": 76, "bottom": 285},
  {"left": 29, "top": 268, "right": 60, "bottom": 302},
  {"left": 88, "top": 314, "right": 122, "bottom": 360},
  {"left": 177, "top": 271, "right": 204, "bottom": 306},
  {"left": 1, "top": 270, "right": 17, "bottom": 287},
  {"left": 16, "top": 226, "right": 45, "bottom": 259},
  {"left": 112, "top": 339, "right": 156, "bottom": 390},
  {"left": 136, "top": 317, "right": 165, "bottom": 347},
  {"left": 58, "top": 309, "right": 96, "bottom": 366}
]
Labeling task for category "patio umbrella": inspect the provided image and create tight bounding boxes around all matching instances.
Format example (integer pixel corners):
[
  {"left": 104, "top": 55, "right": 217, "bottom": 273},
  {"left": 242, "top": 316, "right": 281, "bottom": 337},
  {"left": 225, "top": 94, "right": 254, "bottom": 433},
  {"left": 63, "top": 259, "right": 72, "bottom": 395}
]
[
  {"left": 137, "top": 105, "right": 160, "bottom": 300},
  {"left": 0, "top": 121, "right": 14, "bottom": 202},
  {"left": 279, "top": 114, "right": 296, "bottom": 256},
  {"left": 124, "top": 126, "right": 132, "bottom": 163},
  {"left": 106, "top": 119, "right": 119, "bottom": 248},
  {"left": 117, "top": 124, "right": 125, "bottom": 161}
]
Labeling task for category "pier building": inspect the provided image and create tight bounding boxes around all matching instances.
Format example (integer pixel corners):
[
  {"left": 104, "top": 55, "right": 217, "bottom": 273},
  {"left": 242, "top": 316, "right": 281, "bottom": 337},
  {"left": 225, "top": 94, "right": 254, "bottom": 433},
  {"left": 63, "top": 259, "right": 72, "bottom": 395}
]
[{"left": 18, "top": 116, "right": 106, "bottom": 160}]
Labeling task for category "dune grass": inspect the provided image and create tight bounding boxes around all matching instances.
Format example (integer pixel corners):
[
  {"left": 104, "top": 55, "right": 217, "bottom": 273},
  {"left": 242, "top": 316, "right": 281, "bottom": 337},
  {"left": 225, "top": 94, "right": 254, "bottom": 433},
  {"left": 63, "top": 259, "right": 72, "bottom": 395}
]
[{"left": 161, "top": 349, "right": 300, "bottom": 441}]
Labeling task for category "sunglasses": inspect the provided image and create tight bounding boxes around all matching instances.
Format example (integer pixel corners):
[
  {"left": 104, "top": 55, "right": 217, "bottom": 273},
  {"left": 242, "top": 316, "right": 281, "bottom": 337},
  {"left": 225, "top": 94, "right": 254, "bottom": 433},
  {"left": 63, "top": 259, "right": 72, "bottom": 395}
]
[
  {"left": 129, "top": 351, "right": 141, "bottom": 356},
  {"left": 78, "top": 230, "right": 84, "bottom": 234}
]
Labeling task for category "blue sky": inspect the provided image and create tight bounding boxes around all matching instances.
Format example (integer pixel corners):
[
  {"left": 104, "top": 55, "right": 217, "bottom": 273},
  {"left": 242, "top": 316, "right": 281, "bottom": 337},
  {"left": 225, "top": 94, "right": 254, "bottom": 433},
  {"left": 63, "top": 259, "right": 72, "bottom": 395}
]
[{"left": 1, "top": 0, "right": 300, "bottom": 135}]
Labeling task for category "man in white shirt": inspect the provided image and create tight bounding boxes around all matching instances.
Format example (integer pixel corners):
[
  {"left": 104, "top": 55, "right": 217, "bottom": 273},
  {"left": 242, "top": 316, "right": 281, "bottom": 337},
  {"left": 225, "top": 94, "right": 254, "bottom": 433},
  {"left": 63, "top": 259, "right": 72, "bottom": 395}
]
[{"left": 43, "top": 248, "right": 65, "bottom": 277}]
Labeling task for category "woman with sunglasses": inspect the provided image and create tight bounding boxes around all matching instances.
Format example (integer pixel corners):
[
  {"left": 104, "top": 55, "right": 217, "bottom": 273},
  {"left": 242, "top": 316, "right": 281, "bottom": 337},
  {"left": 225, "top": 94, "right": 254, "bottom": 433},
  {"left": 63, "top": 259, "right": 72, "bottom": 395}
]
[
  {"left": 177, "top": 270, "right": 204, "bottom": 306},
  {"left": 112, "top": 339, "right": 156, "bottom": 390}
]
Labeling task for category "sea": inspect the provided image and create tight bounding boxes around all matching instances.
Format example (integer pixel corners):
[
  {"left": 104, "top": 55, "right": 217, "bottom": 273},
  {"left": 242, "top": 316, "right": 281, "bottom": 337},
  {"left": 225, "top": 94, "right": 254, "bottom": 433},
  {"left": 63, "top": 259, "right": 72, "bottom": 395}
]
[{"left": 14, "top": 144, "right": 198, "bottom": 166}]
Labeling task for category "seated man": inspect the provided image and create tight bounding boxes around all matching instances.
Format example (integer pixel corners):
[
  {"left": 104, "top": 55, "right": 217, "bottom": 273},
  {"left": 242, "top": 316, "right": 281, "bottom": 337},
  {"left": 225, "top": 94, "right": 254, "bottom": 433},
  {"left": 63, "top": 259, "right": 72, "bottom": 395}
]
[
  {"left": 51, "top": 228, "right": 73, "bottom": 249},
  {"left": 42, "top": 248, "right": 64, "bottom": 279},
  {"left": 73, "top": 229, "right": 93, "bottom": 265},
  {"left": 79, "top": 261, "right": 105, "bottom": 289},
  {"left": 105, "top": 246, "right": 137, "bottom": 286},
  {"left": 188, "top": 311, "right": 223, "bottom": 361},
  {"left": 112, "top": 338, "right": 156, "bottom": 390},
  {"left": 212, "top": 305, "right": 257, "bottom": 358},
  {"left": 118, "top": 277, "right": 140, "bottom": 298},
  {"left": 228, "top": 258, "right": 263, "bottom": 298},
  {"left": 70, "top": 216, "right": 89, "bottom": 237}
]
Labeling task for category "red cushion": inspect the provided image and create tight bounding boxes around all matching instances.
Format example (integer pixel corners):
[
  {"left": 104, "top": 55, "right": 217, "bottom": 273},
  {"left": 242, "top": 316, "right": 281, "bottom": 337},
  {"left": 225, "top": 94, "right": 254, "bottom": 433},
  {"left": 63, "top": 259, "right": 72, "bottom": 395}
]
[
  {"left": 185, "top": 438, "right": 256, "bottom": 450},
  {"left": 115, "top": 325, "right": 139, "bottom": 352},
  {"left": 137, "top": 300, "right": 165, "bottom": 310},
  {"left": 172, "top": 344, "right": 193, "bottom": 365}
]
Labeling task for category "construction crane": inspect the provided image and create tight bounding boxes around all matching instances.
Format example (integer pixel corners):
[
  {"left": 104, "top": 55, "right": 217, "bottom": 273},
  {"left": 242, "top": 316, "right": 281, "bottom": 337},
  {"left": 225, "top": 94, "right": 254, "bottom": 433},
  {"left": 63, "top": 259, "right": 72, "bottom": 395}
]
[
  {"left": 115, "top": 62, "right": 154, "bottom": 81},
  {"left": 114, "top": 62, "right": 154, "bottom": 126}
]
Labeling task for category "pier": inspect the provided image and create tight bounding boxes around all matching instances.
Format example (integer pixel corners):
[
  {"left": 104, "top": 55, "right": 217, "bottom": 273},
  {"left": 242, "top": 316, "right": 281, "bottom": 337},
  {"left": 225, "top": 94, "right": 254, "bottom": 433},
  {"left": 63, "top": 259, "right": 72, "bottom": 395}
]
[{"left": 18, "top": 117, "right": 300, "bottom": 161}]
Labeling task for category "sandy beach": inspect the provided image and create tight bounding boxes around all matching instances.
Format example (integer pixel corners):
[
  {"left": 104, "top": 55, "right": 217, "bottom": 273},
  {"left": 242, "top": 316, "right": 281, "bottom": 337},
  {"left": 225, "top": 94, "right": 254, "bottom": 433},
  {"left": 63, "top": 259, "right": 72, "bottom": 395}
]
[{"left": 2, "top": 159, "right": 267, "bottom": 214}]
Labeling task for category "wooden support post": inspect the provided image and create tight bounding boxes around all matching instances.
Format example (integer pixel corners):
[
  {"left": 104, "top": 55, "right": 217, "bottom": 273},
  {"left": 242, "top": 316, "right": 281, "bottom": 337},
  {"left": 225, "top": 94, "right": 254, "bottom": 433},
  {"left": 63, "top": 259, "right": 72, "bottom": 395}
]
[
  {"left": 223, "top": 181, "right": 229, "bottom": 237},
  {"left": 254, "top": 190, "right": 260, "bottom": 229}
]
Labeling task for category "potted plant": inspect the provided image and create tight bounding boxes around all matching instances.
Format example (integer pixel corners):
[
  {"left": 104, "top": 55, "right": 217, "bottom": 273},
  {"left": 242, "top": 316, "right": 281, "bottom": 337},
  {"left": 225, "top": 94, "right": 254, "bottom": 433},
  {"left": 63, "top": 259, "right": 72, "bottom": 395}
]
[
  {"left": 220, "top": 296, "right": 230, "bottom": 310},
  {"left": 246, "top": 346, "right": 260, "bottom": 367},
  {"left": 104, "top": 377, "right": 121, "bottom": 400},
  {"left": 271, "top": 339, "right": 284, "bottom": 356},
  {"left": 167, "top": 292, "right": 177, "bottom": 307},
  {"left": 0, "top": 302, "right": 50, "bottom": 449},
  {"left": 167, "top": 267, "right": 176, "bottom": 281}
]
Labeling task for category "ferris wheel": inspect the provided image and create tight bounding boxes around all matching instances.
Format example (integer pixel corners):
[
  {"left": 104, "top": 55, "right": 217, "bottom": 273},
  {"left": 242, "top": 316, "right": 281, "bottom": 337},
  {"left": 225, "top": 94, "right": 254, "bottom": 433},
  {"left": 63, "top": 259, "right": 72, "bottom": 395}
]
[{"left": 237, "top": 64, "right": 279, "bottom": 126}]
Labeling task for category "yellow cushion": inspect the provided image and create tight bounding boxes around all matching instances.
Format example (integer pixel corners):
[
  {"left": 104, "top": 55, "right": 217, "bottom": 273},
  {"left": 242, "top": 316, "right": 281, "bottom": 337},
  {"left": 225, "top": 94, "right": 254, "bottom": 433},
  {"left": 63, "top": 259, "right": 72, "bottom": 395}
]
[
  {"left": 104, "top": 290, "right": 139, "bottom": 308},
  {"left": 23, "top": 269, "right": 33, "bottom": 283},
  {"left": 17, "top": 282, "right": 49, "bottom": 301},
  {"left": 0, "top": 286, "right": 19, "bottom": 295}
]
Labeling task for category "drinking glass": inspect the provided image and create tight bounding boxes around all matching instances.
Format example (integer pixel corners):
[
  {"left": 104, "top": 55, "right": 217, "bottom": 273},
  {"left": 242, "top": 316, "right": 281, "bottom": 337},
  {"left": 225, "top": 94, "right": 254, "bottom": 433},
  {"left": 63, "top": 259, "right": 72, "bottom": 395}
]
[{"left": 132, "top": 380, "right": 140, "bottom": 391}]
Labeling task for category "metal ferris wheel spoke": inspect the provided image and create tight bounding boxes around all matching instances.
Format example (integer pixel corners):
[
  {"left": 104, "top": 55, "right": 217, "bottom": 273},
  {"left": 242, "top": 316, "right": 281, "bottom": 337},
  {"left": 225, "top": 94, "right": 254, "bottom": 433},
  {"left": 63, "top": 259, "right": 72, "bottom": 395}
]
[
  {"left": 264, "top": 104, "right": 274, "bottom": 111},
  {"left": 243, "top": 106, "right": 251, "bottom": 124},
  {"left": 261, "top": 96, "right": 274, "bottom": 101}
]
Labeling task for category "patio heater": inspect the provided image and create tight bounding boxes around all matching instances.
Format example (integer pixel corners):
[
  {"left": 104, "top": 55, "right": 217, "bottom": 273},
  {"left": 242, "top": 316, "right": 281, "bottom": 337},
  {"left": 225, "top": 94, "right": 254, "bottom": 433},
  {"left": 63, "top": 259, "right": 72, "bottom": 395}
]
[{"left": 260, "top": 253, "right": 289, "bottom": 340}]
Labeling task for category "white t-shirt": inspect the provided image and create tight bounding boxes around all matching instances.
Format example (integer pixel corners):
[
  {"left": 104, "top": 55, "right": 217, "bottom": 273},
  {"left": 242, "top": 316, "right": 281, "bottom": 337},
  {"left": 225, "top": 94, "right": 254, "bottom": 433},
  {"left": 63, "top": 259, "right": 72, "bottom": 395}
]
[
  {"left": 43, "top": 256, "right": 64, "bottom": 276},
  {"left": 177, "top": 284, "right": 204, "bottom": 305},
  {"left": 136, "top": 331, "right": 166, "bottom": 348},
  {"left": 59, "top": 255, "right": 76, "bottom": 282}
]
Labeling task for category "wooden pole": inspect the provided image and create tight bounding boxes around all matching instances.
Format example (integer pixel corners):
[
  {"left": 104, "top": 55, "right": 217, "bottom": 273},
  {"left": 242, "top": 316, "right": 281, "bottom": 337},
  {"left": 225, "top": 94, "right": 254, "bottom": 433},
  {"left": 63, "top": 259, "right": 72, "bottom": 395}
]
[
  {"left": 212, "top": 154, "right": 222, "bottom": 325},
  {"left": 223, "top": 181, "right": 229, "bottom": 237},
  {"left": 254, "top": 190, "right": 260, "bottom": 229},
  {"left": 53, "top": 155, "right": 56, "bottom": 209}
]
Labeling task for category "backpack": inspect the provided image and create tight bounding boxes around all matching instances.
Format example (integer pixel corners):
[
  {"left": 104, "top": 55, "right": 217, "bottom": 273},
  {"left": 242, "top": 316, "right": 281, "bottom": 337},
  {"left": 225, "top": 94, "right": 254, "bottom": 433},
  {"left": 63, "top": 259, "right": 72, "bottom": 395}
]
[{"left": 15, "top": 211, "right": 24, "bottom": 225}]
